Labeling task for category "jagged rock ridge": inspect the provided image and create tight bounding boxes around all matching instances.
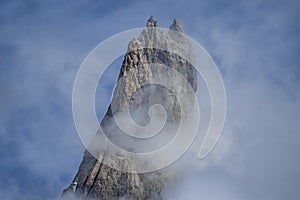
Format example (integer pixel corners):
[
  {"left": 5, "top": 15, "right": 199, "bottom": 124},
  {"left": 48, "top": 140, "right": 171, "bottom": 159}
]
[{"left": 62, "top": 16, "right": 197, "bottom": 200}]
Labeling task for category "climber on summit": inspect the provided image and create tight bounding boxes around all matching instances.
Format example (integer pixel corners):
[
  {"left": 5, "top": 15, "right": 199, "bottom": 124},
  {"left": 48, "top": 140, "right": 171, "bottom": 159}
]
[
  {"left": 70, "top": 181, "right": 77, "bottom": 193},
  {"left": 146, "top": 15, "right": 158, "bottom": 27}
]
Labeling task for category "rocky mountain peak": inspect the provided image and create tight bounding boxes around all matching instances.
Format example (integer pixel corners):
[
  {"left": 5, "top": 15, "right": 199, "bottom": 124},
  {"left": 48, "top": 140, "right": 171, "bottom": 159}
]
[
  {"left": 169, "top": 19, "right": 184, "bottom": 33},
  {"left": 62, "top": 17, "right": 197, "bottom": 200}
]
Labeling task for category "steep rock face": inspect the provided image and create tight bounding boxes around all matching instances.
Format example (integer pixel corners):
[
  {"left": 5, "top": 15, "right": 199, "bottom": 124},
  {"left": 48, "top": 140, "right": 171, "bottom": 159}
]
[
  {"left": 62, "top": 17, "right": 197, "bottom": 200},
  {"left": 111, "top": 17, "right": 197, "bottom": 123}
]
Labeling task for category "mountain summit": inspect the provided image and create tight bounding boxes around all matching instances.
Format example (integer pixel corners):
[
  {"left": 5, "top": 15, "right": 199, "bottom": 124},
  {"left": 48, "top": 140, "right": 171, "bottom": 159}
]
[{"left": 62, "top": 16, "right": 197, "bottom": 200}]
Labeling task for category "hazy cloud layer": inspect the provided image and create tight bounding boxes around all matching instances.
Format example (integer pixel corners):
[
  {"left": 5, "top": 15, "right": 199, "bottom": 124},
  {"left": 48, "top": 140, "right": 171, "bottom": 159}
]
[{"left": 0, "top": 0, "right": 299, "bottom": 199}]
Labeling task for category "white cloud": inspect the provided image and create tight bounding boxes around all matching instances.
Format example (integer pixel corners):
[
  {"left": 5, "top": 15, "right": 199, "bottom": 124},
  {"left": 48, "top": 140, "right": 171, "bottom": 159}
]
[{"left": 0, "top": 0, "right": 299, "bottom": 199}]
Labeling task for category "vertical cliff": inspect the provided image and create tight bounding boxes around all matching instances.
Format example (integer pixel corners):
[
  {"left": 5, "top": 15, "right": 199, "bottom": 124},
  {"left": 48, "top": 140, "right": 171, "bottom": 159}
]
[{"left": 62, "top": 16, "right": 197, "bottom": 200}]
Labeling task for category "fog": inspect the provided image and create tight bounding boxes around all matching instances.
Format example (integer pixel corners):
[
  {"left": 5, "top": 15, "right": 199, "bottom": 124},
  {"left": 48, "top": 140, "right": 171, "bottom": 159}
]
[{"left": 0, "top": 0, "right": 299, "bottom": 199}]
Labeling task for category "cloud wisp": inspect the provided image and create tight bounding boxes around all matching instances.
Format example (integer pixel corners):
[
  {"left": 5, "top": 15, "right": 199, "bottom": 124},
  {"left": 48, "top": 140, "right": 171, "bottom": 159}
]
[{"left": 0, "top": 0, "right": 299, "bottom": 199}]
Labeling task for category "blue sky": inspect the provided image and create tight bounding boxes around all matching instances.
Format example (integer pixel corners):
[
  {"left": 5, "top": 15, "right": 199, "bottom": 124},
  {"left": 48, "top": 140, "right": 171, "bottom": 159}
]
[{"left": 0, "top": 0, "right": 300, "bottom": 199}]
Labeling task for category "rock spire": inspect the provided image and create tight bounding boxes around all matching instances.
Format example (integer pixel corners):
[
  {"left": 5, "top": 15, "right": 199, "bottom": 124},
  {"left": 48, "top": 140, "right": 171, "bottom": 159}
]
[{"left": 62, "top": 16, "right": 197, "bottom": 200}]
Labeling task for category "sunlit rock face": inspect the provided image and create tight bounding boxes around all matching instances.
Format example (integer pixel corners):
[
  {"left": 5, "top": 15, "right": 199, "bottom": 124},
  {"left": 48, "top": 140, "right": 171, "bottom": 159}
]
[{"left": 62, "top": 16, "right": 197, "bottom": 200}]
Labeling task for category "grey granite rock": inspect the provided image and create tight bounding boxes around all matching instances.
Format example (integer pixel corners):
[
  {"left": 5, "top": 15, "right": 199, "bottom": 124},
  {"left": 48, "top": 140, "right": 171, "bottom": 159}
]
[{"left": 62, "top": 16, "right": 197, "bottom": 200}]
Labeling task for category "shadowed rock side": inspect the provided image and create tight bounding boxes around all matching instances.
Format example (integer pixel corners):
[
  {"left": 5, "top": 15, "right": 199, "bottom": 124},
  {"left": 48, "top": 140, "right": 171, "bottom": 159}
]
[{"left": 62, "top": 17, "right": 197, "bottom": 200}]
